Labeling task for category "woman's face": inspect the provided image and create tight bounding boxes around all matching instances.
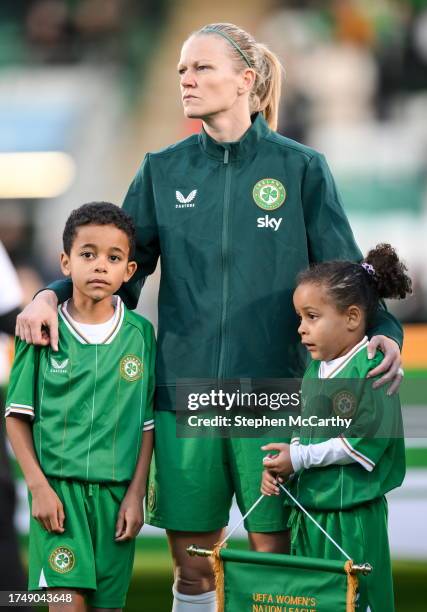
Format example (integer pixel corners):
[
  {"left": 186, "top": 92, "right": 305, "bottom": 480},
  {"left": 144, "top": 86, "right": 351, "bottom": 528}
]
[{"left": 178, "top": 34, "right": 250, "bottom": 120}]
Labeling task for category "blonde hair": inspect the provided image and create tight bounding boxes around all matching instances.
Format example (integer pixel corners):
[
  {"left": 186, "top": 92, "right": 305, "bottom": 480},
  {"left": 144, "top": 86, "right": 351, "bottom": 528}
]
[{"left": 194, "top": 22, "right": 283, "bottom": 131}]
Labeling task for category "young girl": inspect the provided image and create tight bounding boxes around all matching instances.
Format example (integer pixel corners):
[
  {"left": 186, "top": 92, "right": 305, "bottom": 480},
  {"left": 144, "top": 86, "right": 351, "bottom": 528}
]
[{"left": 261, "top": 243, "right": 412, "bottom": 612}]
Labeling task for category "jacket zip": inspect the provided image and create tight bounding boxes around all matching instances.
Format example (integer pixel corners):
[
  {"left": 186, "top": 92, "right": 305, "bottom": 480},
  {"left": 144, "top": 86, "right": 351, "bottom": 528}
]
[{"left": 217, "top": 148, "right": 232, "bottom": 379}]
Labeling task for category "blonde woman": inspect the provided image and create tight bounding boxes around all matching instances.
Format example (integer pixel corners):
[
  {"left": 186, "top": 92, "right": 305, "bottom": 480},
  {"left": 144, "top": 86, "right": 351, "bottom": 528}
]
[{"left": 17, "top": 23, "right": 403, "bottom": 612}]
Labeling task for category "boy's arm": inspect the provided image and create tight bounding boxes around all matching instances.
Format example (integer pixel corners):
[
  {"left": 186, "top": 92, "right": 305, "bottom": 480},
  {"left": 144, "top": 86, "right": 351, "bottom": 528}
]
[
  {"left": 6, "top": 416, "right": 65, "bottom": 533},
  {"left": 115, "top": 429, "right": 154, "bottom": 541},
  {"left": 5, "top": 337, "right": 65, "bottom": 533}
]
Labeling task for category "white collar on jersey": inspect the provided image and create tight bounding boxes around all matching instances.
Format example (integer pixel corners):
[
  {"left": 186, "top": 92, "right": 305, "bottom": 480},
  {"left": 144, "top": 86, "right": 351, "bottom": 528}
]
[
  {"left": 59, "top": 296, "right": 124, "bottom": 344},
  {"left": 319, "top": 336, "right": 369, "bottom": 379}
]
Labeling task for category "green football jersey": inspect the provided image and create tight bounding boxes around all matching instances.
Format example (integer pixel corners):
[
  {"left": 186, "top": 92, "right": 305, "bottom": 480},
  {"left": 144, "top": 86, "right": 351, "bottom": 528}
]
[
  {"left": 288, "top": 338, "right": 405, "bottom": 510},
  {"left": 5, "top": 298, "right": 155, "bottom": 483}
]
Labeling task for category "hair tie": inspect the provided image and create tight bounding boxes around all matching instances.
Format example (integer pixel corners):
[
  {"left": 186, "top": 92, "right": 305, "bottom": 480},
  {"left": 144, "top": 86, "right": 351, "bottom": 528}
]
[
  {"left": 202, "top": 27, "right": 253, "bottom": 68},
  {"left": 361, "top": 262, "right": 376, "bottom": 277}
]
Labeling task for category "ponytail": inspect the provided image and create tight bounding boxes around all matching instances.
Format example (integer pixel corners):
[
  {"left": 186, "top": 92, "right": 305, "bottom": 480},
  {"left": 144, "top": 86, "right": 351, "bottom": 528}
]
[
  {"left": 364, "top": 243, "right": 412, "bottom": 300},
  {"left": 253, "top": 43, "right": 283, "bottom": 130}
]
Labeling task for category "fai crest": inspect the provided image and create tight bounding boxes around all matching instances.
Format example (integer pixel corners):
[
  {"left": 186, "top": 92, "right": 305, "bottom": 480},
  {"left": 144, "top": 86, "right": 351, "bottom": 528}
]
[
  {"left": 49, "top": 546, "right": 75, "bottom": 573},
  {"left": 120, "top": 355, "right": 143, "bottom": 382}
]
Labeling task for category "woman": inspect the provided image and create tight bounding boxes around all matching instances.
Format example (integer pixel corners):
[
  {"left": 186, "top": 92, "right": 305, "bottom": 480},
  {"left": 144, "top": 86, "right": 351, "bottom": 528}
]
[{"left": 17, "top": 23, "right": 404, "bottom": 612}]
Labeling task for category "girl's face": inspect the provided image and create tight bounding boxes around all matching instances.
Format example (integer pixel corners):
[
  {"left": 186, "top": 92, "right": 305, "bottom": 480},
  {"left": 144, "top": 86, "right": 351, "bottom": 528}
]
[
  {"left": 293, "top": 282, "right": 364, "bottom": 361},
  {"left": 178, "top": 34, "right": 253, "bottom": 121}
]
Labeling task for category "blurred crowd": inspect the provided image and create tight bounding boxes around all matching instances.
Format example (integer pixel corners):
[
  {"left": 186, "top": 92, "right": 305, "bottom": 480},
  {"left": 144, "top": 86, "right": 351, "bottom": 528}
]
[
  {"left": 267, "top": 0, "right": 427, "bottom": 141},
  {"left": 0, "top": 0, "right": 165, "bottom": 65}
]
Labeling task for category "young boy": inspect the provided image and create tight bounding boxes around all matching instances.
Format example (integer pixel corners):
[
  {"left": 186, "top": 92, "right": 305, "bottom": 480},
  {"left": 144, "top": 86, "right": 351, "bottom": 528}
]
[{"left": 6, "top": 202, "right": 155, "bottom": 611}]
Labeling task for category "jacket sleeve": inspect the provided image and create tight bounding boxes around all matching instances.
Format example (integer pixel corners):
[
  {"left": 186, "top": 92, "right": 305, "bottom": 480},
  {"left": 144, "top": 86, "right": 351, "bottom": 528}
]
[
  {"left": 120, "top": 153, "right": 160, "bottom": 309},
  {"left": 47, "top": 154, "right": 161, "bottom": 310},
  {"left": 302, "top": 152, "right": 403, "bottom": 348}
]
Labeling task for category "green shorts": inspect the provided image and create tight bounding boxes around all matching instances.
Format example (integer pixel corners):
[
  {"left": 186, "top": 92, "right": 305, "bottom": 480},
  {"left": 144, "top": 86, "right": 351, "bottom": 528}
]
[
  {"left": 289, "top": 496, "right": 393, "bottom": 612},
  {"left": 28, "top": 478, "right": 135, "bottom": 609},
  {"left": 146, "top": 411, "right": 290, "bottom": 532}
]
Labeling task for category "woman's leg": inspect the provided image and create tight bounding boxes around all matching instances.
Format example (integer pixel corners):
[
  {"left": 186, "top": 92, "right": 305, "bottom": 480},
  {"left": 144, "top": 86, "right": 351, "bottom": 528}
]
[
  {"left": 167, "top": 528, "right": 224, "bottom": 611},
  {"left": 248, "top": 530, "right": 290, "bottom": 553}
]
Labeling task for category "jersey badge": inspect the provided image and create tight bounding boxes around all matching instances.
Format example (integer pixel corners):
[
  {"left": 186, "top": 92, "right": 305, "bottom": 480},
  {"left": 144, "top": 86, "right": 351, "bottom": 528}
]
[
  {"left": 333, "top": 390, "right": 357, "bottom": 418},
  {"left": 120, "top": 354, "right": 143, "bottom": 382},
  {"left": 253, "top": 178, "right": 286, "bottom": 210},
  {"left": 49, "top": 546, "right": 75, "bottom": 573}
]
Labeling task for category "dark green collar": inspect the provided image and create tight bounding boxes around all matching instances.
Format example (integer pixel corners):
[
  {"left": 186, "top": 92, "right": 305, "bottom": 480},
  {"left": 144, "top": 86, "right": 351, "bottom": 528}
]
[{"left": 198, "top": 113, "right": 270, "bottom": 161}]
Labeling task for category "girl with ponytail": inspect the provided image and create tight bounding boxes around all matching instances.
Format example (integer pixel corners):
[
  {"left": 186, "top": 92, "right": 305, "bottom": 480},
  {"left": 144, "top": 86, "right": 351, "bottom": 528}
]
[
  {"left": 17, "top": 22, "right": 406, "bottom": 611},
  {"left": 262, "top": 244, "right": 411, "bottom": 612}
]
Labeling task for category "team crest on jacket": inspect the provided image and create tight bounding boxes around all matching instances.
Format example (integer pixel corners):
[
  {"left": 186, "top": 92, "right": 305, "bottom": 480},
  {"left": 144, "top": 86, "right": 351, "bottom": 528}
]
[
  {"left": 49, "top": 546, "right": 75, "bottom": 573},
  {"left": 253, "top": 178, "right": 286, "bottom": 210},
  {"left": 120, "top": 354, "right": 143, "bottom": 382}
]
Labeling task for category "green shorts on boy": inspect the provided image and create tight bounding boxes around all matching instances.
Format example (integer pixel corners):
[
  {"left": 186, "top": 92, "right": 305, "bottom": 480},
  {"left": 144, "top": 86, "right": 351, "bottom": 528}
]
[{"left": 6, "top": 203, "right": 155, "bottom": 608}]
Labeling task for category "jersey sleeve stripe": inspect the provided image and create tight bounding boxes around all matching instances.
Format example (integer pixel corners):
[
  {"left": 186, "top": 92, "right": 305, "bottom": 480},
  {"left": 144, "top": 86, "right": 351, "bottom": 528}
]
[
  {"left": 5, "top": 405, "right": 35, "bottom": 418},
  {"left": 143, "top": 422, "right": 154, "bottom": 431},
  {"left": 340, "top": 436, "right": 375, "bottom": 472}
]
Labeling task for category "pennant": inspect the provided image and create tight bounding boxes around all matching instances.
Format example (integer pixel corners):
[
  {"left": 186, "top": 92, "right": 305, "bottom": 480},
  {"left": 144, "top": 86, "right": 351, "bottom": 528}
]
[{"left": 213, "top": 546, "right": 358, "bottom": 612}]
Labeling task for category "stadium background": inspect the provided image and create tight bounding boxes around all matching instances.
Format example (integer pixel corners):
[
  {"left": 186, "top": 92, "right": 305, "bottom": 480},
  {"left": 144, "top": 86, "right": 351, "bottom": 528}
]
[{"left": 0, "top": 0, "right": 426, "bottom": 610}]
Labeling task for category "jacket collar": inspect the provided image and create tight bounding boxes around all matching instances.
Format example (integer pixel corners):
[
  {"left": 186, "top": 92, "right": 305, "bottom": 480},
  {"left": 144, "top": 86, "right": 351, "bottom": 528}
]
[{"left": 198, "top": 113, "right": 270, "bottom": 161}]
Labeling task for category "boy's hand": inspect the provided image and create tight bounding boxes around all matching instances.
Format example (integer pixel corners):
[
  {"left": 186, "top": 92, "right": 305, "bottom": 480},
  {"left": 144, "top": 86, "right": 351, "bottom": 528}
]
[
  {"left": 261, "top": 469, "right": 282, "bottom": 496},
  {"left": 31, "top": 482, "right": 65, "bottom": 533},
  {"left": 261, "top": 443, "right": 294, "bottom": 477},
  {"left": 115, "top": 491, "right": 144, "bottom": 541}
]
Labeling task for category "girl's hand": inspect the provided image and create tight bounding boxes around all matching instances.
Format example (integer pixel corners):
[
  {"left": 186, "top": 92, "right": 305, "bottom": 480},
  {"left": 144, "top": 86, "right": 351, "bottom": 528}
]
[
  {"left": 115, "top": 491, "right": 144, "bottom": 541},
  {"left": 261, "top": 469, "right": 282, "bottom": 496},
  {"left": 31, "top": 482, "right": 65, "bottom": 533},
  {"left": 261, "top": 443, "right": 294, "bottom": 476},
  {"left": 366, "top": 336, "right": 403, "bottom": 395}
]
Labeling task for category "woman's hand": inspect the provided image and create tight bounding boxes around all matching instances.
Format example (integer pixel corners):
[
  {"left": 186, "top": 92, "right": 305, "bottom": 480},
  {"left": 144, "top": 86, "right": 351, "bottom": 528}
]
[
  {"left": 366, "top": 336, "right": 403, "bottom": 395},
  {"left": 115, "top": 491, "right": 144, "bottom": 541},
  {"left": 15, "top": 290, "right": 59, "bottom": 350},
  {"left": 261, "top": 443, "right": 294, "bottom": 477},
  {"left": 31, "top": 482, "right": 65, "bottom": 533}
]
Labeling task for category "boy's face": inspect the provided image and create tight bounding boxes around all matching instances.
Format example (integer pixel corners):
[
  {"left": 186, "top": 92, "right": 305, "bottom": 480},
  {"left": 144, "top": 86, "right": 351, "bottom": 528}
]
[
  {"left": 293, "top": 282, "right": 363, "bottom": 361},
  {"left": 60, "top": 224, "right": 137, "bottom": 302}
]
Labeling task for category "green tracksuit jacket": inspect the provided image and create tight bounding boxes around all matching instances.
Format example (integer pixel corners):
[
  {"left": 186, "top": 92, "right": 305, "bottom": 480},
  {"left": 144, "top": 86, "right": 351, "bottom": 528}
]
[{"left": 50, "top": 113, "right": 403, "bottom": 410}]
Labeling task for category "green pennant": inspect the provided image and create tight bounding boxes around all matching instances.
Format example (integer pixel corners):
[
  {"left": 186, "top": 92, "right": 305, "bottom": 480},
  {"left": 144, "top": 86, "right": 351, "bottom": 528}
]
[{"left": 214, "top": 548, "right": 357, "bottom": 612}]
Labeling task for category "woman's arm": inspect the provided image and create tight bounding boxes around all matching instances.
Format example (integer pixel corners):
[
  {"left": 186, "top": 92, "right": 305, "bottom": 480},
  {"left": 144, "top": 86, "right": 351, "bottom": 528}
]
[{"left": 302, "top": 152, "right": 403, "bottom": 391}]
